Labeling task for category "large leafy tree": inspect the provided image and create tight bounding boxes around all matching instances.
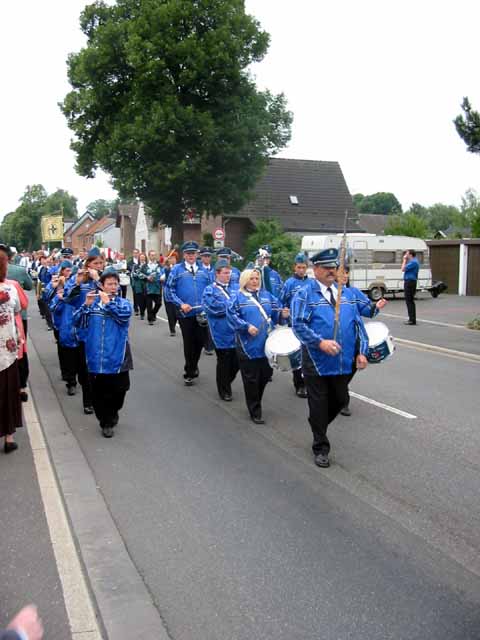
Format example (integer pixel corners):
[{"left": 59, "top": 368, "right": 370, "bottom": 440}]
[
  {"left": 61, "top": 0, "right": 292, "bottom": 241},
  {"left": 353, "top": 192, "right": 402, "bottom": 215},
  {"left": 454, "top": 97, "right": 480, "bottom": 152},
  {"left": 86, "top": 198, "right": 119, "bottom": 219},
  {"left": 45, "top": 189, "right": 78, "bottom": 220}
]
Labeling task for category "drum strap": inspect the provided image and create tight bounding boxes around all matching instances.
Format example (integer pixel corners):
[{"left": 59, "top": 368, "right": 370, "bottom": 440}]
[
  {"left": 214, "top": 283, "right": 230, "bottom": 299},
  {"left": 243, "top": 291, "right": 271, "bottom": 326}
]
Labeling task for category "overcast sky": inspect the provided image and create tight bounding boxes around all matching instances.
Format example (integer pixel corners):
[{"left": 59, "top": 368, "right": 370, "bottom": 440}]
[{"left": 1, "top": 0, "right": 479, "bottom": 221}]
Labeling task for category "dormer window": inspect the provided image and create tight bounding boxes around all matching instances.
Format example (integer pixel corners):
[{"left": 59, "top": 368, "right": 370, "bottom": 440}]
[{"left": 289, "top": 195, "right": 299, "bottom": 205}]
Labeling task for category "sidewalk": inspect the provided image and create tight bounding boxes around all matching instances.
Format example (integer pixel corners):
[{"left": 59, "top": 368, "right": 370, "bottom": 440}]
[{"left": 0, "top": 407, "right": 71, "bottom": 639}]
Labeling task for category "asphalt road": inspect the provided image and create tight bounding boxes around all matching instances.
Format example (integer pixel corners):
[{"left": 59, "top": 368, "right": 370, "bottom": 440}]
[{"left": 29, "top": 294, "right": 480, "bottom": 640}]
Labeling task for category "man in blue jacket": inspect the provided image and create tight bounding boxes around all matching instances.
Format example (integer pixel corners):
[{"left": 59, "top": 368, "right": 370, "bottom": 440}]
[
  {"left": 215, "top": 247, "right": 241, "bottom": 291},
  {"left": 165, "top": 241, "right": 211, "bottom": 385},
  {"left": 73, "top": 269, "right": 133, "bottom": 438},
  {"left": 292, "top": 248, "right": 369, "bottom": 468},
  {"left": 202, "top": 259, "right": 239, "bottom": 401},
  {"left": 402, "top": 249, "right": 419, "bottom": 325}
]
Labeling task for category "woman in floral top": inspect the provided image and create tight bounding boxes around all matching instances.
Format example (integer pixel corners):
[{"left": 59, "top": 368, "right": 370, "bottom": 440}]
[{"left": 0, "top": 253, "right": 22, "bottom": 453}]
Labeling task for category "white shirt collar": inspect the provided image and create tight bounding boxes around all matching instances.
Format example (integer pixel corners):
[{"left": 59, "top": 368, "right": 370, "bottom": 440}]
[
  {"left": 317, "top": 280, "right": 337, "bottom": 301},
  {"left": 185, "top": 261, "right": 198, "bottom": 273}
]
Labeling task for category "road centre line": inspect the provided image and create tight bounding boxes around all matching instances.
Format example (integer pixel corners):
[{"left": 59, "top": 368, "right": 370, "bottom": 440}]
[
  {"left": 349, "top": 391, "right": 417, "bottom": 419},
  {"left": 381, "top": 312, "right": 469, "bottom": 330},
  {"left": 24, "top": 394, "right": 102, "bottom": 639}
]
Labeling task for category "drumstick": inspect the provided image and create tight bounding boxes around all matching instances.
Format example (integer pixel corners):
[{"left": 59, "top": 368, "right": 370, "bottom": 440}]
[{"left": 333, "top": 210, "right": 349, "bottom": 342}]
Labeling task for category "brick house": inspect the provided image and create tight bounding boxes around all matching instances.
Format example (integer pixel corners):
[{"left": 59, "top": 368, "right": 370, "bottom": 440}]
[{"left": 63, "top": 212, "right": 95, "bottom": 253}]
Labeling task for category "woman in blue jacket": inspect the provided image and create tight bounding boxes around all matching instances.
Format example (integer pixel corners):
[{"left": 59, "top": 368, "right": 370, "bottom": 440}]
[
  {"left": 227, "top": 268, "right": 289, "bottom": 424},
  {"left": 73, "top": 269, "right": 133, "bottom": 438}
]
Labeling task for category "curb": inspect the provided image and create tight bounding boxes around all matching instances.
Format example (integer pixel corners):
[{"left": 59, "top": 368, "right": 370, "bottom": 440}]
[
  {"left": 28, "top": 338, "right": 171, "bottom": 640},
  {"left": 395, "top": 337, "right": 480, "bottom": 362}
]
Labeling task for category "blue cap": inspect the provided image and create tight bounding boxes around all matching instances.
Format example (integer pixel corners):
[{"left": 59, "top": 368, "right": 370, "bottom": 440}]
[
  {"left": 311, "top": 248, "right": 339, "bottom": 267},
  {"left": 261, "top": 244, "right": 273, "bottom": 257},
  {"left": 215, "top": 258, "right": 230, "bottom": 271},
  {"left": 216, "top": 246, "right": 232, "bottom": 257},
  {"left": 60, "top": 247, "right": 73, "bottom": 256},
  {"left": 87, "top": 246, "right": 101, "bottom": 258},
  {"left": 199, "top": 246, "right": 213, "bottom": 256},
  {"left": 181, "top": 241, "right": 200, "bottom": 252},
  {"left": 99, "top": 267, "right": 120, "bottom": 283},
  {"left": 294, "top": 252, "right": 308, "bottom": 264},
  {"left": 59, "top": 260, "right": 73, "bottom": 270}
]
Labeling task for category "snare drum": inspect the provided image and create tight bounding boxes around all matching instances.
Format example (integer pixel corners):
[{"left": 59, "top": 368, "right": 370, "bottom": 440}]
[
  {"left": 265, "top": 326, "right": 302, "bottom": 371},
  {"left": 364, "top": 321, "right": 394, "bottom": 363}
]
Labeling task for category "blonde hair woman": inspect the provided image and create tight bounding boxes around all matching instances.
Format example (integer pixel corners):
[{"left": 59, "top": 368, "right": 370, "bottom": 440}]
[{"left": 227, "top": 268, "right": 289, "bottom": 424}]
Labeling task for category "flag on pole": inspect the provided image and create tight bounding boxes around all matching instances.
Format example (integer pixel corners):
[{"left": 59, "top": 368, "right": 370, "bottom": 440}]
[{"left": 41, "top": 213, "right": 64, "bottom": 242}]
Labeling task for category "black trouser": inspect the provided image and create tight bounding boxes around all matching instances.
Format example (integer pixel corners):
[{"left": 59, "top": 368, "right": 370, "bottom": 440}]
[
  {"left": 44, "top": 304, "right": 54, "bottom": 329},
  {"left": 146, "top": 293, "right": 162, "bottom": 322},
  {"left": 215, "top": 348, "right": 239, "bottom": 397},
  {"left": 178, "top": 316, "right": 207, "bottom": 378},
  {"left": 238, "top": 355, "right": 272, "bottom": 419},
  {"left": 70, "top": 342, "right": 93, "bottom": 408},
  {"left": 292, "top": 368, "right": 304, "bottom": 390},
  {"left": 164, "top": 300, "right": 177, "bottom": 333},
  {"left": 120, "top": 285, "right": 127, "bottom": 298},
  {"left": 204, "top": 327, "right": 215, "bottom": 352},
  {"left": 404, "top": 280, "right": 417, "bottom": 323},
  {"left": 344, "top": 364, "right": 357, "bottom": 409},
  {"left": 38, "top": 297, "right": 46, "bottom": 318},
  {"left": 134, "top": 292, "right": 147, "bottom": 317},
  {"left": 18, "top": 354, "right": 29, "bottom": 389},
  {"left": 304, "top": 374, "right": 350, "bottom": 455},
  {"left": 90, "top": 371, "right": 130, "bottom": 429}
]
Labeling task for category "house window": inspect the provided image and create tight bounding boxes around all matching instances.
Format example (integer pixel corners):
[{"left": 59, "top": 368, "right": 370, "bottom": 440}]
[
  {"left": 289, "top": 195, "right": 299, "bottom": 205},
  {"left": 373, "top": 251, "right": 396, "bottom": 264}
]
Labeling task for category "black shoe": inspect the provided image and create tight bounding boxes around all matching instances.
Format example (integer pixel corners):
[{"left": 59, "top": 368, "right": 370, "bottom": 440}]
[
  {"left": 4, "top": 441, "right": 18, "bottom": 454},
  {"left": 404, "top": 320, "right": 416, "bottom": 325},
  {"left": 135, "top": 311, "right": 139, "bottom": 316},
  {"left": 340, "top": 405, "right": 351, "bottom": 416},
  {"left": 220, "top": 393, "right": 232, "bottom": 402},
  {"left": 140, "top": 314, "right": 145, "bottom": 320},
  {"left": 204, "top": 349, "right": 214, "bottom": 356},
  {"left": 184, "top": 377, "right": 194, "bottom": 386},
  {"left": 102, "top": 426, "right": 114, "bottom": 438},
  {"left": 19, "top": 391, "right": 28, "bottom": 403},
  {"left": 295, "top": 386, "right": 308, "bottom": 398},
  {"left": 83, "top": 406, "right": 94, "bottom": 415},
  {"left": 170, "top": 332, "right": 176, "bottom": 337},
  {"left": 251, "top": 416, "right": 265, "bottom": 425},
  {"left": 148, "top": 321, "right": 154, "bottom": 326},
  {"left": 112, "top": 413, "right": 119, "bottom": 427},
  {"left": 47, "top": 326, "right": 53, "bottom": 331},
  {"left": 67, "top": 385, "right": 76, "bottom": 397},
  {"left": 314, "top": 452, "right": 330, "bottom": 468},
  {"left": 193, "top": 368, "right": 199, "bottom": 378}
]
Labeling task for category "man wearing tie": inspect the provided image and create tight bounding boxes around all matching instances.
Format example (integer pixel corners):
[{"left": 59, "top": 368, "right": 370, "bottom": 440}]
[
  {"left": 292, "top": 248, "right": 369, "bottom": 468},
  {"left": 165, "top": 241, "right": 211, "bottom": 385}
]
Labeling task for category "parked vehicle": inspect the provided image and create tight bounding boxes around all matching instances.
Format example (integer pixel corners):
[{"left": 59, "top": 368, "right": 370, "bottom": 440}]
[{"left": 301, "top": 234, "right": 442, "bottom": 300}]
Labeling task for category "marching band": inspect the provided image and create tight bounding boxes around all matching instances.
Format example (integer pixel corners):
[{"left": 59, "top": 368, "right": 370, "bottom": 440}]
[{"left": 6, "top": 239, "right": 389, "bottom": 466}]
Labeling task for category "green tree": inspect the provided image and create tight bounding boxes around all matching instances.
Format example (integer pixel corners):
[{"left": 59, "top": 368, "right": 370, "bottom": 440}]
[
  {"left": 454, "top": 97, "right": 480, "bottom": 153},
  {"left": 45, "top": 189, "right": 78, "bottom": 219},
  {"left": 61, "top": 0, "right": 292, "bottom": 242},
  {"left": 243, "top": 219, "right": 300, "bottom": 278},
  {"left": 426, "top": 203, "right": 462, "bottom": 234},
  {"left": 461, "top": 188, "right": 480, "bottom": 237},
  {"left": 384, "top": 213, "right": 429, "bottom": 238},
  {"left": 86, "top": 198, "right": 118, "bottom": 219},
  {"left": 354, "top": 192, "right": 402, "bottom": 215}
]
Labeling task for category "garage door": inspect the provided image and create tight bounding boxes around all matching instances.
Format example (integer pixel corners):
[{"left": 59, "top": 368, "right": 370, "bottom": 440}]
[
  {"left": 429, "top": 245, "right": 459, "bottom": 294},
  {"left": 467, "top": 245, "right": 480, "bottom": 295}
]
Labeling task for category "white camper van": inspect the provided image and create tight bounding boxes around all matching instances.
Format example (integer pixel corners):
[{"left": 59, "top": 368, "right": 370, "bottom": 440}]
[{"left": 301, "top": 234, "right": 435, "bottom": 300}]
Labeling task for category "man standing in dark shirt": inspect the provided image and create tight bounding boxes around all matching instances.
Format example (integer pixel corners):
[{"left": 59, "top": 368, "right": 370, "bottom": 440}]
[{"left": 402, "top": 249, "right": 419, "bottom": 325}]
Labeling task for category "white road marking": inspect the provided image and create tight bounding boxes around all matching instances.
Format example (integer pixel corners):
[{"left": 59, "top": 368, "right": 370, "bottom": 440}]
[
  {"left": 349, "top": 391, "right": 417, "bottom": 419},
  {"left": 381, "top": 312, "right": 469, "bottom": 330},
  {"left": 24, "top": 397, "right": 102, "bottom": 639},
  {"left": 395, "top": 337, "right": 480, "bottom": 363}
]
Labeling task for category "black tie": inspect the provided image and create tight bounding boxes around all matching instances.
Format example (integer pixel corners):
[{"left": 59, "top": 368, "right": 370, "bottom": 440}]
[
  {"left": 189, "top": 266, "right": 195, "bottom": 275},
  {"left": 327, "top": 287, "right": 335, "bottom": 307}
]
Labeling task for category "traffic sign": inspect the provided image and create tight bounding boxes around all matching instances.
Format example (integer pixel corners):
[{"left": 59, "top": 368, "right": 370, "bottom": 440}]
[
  {"left": 214, "top": 239, "right": 224, "bottom": 249},
  {"left": 213, "top": 228, "right": 225, "bottom": 241}
]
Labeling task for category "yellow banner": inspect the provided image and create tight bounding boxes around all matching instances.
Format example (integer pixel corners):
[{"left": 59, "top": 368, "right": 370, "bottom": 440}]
[{"left": 41, "top": 214, "right": 64, "bottom": 242}]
